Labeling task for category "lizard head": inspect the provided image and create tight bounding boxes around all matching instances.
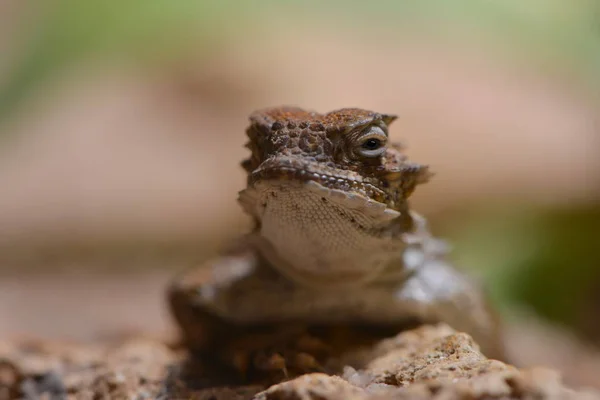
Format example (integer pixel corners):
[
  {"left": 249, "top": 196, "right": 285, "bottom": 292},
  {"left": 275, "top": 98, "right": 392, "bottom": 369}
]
[
  {"left": 240, "top": 107, "right": 430, "bottom": 221},
  {"left": 238, "top": 107, "right": 431, "bottom": 285}
]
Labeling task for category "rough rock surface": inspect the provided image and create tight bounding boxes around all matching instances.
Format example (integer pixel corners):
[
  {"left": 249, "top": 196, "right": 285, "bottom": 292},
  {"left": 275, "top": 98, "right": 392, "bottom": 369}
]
[{"left": 1, "top": 325, "right": 598, "bottom": 400}]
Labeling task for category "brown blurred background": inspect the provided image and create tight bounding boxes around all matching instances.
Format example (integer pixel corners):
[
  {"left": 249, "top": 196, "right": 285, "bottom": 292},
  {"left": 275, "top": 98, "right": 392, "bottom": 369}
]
[{"left": 0, "top": 0, "right": 599, "bottom": 388}]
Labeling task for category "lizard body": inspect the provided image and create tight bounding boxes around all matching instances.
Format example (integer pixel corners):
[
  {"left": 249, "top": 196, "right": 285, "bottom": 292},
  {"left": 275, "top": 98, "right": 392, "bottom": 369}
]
[{"left": 168, "top": 107, "right": 505, "bottom": 375}]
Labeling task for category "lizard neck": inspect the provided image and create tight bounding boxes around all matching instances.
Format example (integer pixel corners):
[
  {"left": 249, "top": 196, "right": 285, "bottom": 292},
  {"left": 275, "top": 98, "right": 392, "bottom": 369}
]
[{"left": 247, "top": 184, "right": 415, "bottom": 289}]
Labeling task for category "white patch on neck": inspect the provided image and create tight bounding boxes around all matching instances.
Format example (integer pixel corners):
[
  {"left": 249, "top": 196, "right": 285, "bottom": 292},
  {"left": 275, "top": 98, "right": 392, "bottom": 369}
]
[{"left": 244, "top": 181, "right": 404, "bottom": 287}]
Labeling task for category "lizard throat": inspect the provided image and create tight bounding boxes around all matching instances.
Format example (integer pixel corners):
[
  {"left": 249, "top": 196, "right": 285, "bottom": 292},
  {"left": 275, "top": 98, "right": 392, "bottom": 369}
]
[{"left": 238, "top": 179, "right": 405, "bottom": 287}]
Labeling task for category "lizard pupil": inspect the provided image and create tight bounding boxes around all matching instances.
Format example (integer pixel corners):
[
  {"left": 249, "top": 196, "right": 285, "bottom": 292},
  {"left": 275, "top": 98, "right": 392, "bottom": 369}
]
[{"left": 363, "top": 138, "right": 382, "bottom": 150}]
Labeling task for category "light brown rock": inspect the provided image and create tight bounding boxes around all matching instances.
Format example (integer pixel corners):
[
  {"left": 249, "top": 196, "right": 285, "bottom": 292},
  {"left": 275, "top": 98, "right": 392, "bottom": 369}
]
[
  {"left": 1, "top": 324, "right": 598, "bottom": 399},
  {"left": 254, "top": 325, "right": 600, "bottom": 400}
]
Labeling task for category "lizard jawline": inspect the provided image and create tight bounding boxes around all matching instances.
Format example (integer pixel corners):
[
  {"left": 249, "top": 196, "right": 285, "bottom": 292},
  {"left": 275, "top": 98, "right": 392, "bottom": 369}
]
[{"left": 239, "top": 179, "right": 401, "bottom": 223}]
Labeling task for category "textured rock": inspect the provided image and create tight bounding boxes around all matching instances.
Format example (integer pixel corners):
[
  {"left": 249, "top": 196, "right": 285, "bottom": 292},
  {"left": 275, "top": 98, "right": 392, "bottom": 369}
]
[
  {"left": 255, "top": 324, "right": 599, "bottom": 400},
  {"left": 1, "top": 324, "right": 598, "bottom": 399}
]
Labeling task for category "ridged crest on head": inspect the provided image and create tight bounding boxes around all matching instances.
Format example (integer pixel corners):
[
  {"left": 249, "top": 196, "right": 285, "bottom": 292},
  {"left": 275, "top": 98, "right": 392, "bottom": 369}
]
[{"left": 248, "top": 107, "right": 397, "bottom": 136}]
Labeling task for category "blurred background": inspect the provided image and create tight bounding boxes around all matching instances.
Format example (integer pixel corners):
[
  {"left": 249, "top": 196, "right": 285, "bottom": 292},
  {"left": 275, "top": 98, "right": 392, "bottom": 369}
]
[{"left": 0, "top": 0, "right": 598, "bottom": 388}]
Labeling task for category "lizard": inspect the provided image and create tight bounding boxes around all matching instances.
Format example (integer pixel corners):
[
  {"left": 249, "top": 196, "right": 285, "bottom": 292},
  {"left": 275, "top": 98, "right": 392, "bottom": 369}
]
[{"left": 168, "top": 106, "right": 505, "bottom": 380}]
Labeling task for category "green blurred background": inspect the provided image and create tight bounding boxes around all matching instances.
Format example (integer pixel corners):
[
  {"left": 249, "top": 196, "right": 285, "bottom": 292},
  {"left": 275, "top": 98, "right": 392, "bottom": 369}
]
[{"left": 0, "top": 0, "right": 598, "bottom": 384}]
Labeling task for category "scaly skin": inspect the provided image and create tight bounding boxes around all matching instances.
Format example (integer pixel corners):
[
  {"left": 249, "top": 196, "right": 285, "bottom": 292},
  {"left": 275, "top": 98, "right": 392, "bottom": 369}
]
[{"left": 168, "top": 107, "right": 505, "bottom": 378}]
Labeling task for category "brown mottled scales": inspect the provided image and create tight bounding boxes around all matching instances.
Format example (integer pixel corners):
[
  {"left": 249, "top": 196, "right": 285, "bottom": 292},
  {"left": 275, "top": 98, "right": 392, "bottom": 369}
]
[{"left": 168, "top": 106, "right": 505, "bottom": 382}]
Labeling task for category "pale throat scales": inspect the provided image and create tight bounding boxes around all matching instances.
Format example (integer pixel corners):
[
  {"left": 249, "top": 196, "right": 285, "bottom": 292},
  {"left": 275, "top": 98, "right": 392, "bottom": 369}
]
[{"left": 243, "top": 180, "right": 406, "bottom": 287}]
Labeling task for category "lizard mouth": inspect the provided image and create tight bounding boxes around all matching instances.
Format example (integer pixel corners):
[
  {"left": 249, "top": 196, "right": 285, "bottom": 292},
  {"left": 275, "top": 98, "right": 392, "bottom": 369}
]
[
  {"left": 240, "top": 157, "right": 401, "bottom": 222},
  {"left": 248, "top": 157, "right": 389, "bottom": 203}
]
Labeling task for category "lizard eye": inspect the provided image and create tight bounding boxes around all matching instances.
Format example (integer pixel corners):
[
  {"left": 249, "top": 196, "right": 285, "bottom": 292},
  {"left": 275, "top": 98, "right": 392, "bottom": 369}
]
[
  {"left": 363, "top": 138, "right": 382, "bottom": 150},
  {"left": 356, "top": 126, "right": 387, "bottom": 158}
]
